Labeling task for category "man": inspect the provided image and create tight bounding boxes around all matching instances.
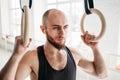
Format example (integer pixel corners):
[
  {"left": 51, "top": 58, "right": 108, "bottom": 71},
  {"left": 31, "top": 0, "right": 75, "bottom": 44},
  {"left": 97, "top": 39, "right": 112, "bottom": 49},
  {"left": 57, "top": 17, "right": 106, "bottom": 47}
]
[{"left": 0, "top": 9, "right": 107, "bottom": 80}]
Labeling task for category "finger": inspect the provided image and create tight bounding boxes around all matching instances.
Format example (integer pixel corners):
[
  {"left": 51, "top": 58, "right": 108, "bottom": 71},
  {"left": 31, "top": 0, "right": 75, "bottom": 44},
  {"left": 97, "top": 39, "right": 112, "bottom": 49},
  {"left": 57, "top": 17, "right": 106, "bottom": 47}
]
[
  {"left": 15, "top": 35, "right": 22, "bottom": 39},
  {"left": 83, "top": 31, "right": 88, "bottom": 35},
  {"left": 29, "top": 38, "right": 32, "bottom": 42},
  {"left": 15, "top": 36, "right": 23, "bottom": 44},
  {"left": 85, "top": 32, "right": 95, "bottom": 40},
  {"left": 85, "top": 34, "right": 91, "bottom": 41},
  {"left": 81, "top": 35, "right": 85, "bottom": 41},
  {"left": 25, "top": 38, "right": 32, "bottom": 47},
  {"left": 85, "top": 31, "right": 88, "bottom": 34}
]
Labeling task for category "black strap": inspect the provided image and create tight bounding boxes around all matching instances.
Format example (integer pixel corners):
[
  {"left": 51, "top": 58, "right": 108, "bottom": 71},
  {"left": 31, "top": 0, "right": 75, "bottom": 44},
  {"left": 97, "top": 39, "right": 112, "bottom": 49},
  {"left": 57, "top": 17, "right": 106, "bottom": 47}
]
[
  {"left": 20, "top": 0, "right": 32, "bottom": 12},
  {"left": 37, "top": 45, "right": 45, "bottom": 80},
  {"left": 84, "top": 0, "right": 94, "bottom": 14},
  {"left": 29, "top": 0, "right": 32, "bottom": 9}
]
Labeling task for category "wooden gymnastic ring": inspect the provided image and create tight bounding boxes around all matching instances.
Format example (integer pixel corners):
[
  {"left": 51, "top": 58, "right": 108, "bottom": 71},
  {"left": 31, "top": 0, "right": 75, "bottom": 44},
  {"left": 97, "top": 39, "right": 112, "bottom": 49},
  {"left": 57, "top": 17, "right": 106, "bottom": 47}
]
[
  {"left": 80, "top": 8, "right": 106, "bottom": 42},
  {"left": 21, "top": 5, "right": 29, "bottom": 46}
]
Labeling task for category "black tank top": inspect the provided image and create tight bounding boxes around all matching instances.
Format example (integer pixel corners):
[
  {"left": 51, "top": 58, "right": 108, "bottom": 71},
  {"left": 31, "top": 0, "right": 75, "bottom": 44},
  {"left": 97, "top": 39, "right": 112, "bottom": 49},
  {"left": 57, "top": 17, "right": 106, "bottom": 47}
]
[{"left": 37, "top": 45, "right": 76, "bottom": 80}]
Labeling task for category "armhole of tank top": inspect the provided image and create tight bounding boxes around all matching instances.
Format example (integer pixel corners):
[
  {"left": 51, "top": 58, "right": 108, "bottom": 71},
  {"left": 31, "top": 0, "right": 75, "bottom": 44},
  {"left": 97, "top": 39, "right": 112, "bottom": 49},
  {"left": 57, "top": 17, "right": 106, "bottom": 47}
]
[
  {"left": 37, "top": 46, "right": 41, "bottom": 60},
  {"left": 65, "top": 47, "right": 76, "bottom": 67},
  {"left": 37, "top": 45, "right": 44, "bottom": 59},
  {"left": 37, "top": 45, "right": 44, "bottom": 80}
]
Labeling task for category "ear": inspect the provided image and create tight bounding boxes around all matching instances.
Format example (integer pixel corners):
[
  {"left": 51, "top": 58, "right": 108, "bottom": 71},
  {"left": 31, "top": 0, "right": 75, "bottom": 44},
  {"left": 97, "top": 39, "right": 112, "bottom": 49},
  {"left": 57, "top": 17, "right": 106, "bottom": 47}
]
[{"left": 40, "top": 25, "right": 46, "bottom": 34}]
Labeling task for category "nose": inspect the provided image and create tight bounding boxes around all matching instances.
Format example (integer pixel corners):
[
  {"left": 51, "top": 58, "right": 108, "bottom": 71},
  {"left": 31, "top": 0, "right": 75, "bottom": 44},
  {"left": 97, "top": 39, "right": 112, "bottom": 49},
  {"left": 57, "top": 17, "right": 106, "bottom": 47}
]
[{"left": 59, "top": 27, "right": 65, "bottom": 35}]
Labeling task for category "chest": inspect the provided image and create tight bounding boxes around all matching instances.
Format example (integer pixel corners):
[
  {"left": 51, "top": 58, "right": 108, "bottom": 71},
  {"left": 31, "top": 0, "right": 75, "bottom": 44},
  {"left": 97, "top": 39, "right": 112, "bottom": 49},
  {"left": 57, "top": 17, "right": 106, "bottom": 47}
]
[
  {"left": 38, "top": 51, "right": 76, "bottom": 80},
  {"left": 45, "top": 53, "right": 67, "bottom": 70}
]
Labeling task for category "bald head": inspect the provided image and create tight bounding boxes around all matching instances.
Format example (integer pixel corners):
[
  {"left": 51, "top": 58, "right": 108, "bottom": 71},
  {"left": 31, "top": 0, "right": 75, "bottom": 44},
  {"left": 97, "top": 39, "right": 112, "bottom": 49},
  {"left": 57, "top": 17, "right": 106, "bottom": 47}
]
[{"left": 42, "top": 9, "right": 67, "bottom": 26}]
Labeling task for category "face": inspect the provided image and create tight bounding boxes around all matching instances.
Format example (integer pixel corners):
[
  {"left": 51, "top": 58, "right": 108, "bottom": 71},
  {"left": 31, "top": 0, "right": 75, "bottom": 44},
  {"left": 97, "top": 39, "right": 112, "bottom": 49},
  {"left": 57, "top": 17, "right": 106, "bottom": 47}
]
[{"left": 44, "top": 10, "right": 68, "bottom": 50}]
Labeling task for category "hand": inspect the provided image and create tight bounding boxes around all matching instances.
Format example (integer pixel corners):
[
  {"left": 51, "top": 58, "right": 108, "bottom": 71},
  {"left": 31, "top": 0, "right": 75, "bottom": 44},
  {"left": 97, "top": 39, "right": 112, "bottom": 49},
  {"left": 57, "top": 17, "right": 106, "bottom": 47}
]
[
  {"left": 81, "top": 31, "right": 98, "bottom": 48},
  {"left": 13, "top": 35, "right": 32, "bottom": 56}
]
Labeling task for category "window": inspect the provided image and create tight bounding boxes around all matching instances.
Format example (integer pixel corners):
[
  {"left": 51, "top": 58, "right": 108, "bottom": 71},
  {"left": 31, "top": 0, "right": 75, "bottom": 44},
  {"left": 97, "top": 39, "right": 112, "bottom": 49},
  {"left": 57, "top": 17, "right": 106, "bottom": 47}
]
[{"left": 9, "top": 0, "right": 21, "bottom": 37}]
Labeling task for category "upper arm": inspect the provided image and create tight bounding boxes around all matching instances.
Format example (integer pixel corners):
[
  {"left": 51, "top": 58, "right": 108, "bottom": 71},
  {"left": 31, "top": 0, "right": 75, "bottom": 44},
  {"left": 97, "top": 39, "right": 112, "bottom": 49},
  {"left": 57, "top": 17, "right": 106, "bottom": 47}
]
[
  {"left": 69, "top": 47, "right": 97, "bottom": 76},
  {"left": 68, "top": 47, "right": 82, "bottom": 65},
  {"left": 78, "top": 58, "right": 97, "bottom": 76},
  {"left": 15, "top": 51, "right": 32, "bottom": 80}
]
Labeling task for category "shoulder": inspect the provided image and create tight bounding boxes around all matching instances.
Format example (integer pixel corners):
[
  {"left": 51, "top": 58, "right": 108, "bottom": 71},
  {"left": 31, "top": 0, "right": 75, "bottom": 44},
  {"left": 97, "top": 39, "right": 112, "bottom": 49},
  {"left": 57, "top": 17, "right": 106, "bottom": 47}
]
[
  {"left": 67, "top": 47, "right": 83, "bottom": 65},
  {"left": 20, "top": 48, "right": 38, "bottom": 66},
  {"left": 67, "top": 47, "right": 81, "bottom": 57}
]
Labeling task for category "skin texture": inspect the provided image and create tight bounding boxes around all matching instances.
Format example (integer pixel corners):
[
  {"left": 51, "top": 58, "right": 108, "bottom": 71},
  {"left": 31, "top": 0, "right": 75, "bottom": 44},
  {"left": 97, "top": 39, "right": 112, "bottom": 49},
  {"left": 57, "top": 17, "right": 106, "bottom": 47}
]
[{"left": 0, "top": 9, "right": 107, "bottom": 80}]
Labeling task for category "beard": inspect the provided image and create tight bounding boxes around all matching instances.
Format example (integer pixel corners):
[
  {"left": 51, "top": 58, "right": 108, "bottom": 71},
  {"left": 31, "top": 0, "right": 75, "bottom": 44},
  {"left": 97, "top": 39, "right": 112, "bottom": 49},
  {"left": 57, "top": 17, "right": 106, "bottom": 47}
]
[{"left": 46, "top": 31, "right": 66, "bottom": 50}]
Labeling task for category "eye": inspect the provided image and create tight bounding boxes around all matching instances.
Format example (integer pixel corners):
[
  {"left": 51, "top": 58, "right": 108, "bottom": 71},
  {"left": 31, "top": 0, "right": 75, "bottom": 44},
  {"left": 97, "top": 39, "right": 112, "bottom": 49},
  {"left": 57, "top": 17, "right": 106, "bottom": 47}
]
[
  {"left": 52, "top": 25, "right": 61, "bottom": 30},
  {"left": 53, "top": 27, "right": 59, "bottom": 29},
  {"left": 64, "top": 25, "right": 68, "bottom": 29}
]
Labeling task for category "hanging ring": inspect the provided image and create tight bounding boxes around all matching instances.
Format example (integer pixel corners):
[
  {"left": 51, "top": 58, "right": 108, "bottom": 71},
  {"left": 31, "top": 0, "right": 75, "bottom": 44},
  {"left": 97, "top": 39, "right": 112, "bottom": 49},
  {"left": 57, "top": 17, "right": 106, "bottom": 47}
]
[
  {"left": 21, "top": 6, "right": 30, "bottom": 46},
  {"left": 80, "top": 8, "right": 106, "bottom": 42}
]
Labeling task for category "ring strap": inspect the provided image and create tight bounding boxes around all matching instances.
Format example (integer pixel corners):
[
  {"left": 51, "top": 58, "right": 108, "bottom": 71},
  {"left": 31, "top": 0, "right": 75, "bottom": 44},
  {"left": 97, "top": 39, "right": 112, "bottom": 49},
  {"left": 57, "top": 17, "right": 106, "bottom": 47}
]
[
  {"left": 84, "top": 0, "right": 94, "bottom": 14},
  {"left": 20, "top": 0, "right": 32, "bottom": 12}
]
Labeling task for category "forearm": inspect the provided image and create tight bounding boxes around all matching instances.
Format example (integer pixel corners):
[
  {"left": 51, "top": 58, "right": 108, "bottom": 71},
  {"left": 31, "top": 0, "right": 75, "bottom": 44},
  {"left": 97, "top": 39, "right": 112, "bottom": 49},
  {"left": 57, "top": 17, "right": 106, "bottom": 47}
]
[
  {"left": 92, "top": 47, "right": 107, "bottom": 78},
  {"left": 0, "top": 53, "right": 24, "bottom": 80},
  {"left": 0, "top": 36, "right": 31, "bottom": 80}
]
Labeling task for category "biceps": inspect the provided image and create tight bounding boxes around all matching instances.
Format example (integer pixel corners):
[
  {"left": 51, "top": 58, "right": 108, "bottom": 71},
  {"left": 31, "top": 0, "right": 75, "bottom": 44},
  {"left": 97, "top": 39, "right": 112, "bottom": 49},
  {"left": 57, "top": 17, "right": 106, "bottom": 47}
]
[
  {"left": 15, "top": 63, "right": 31, "bottom": 80},
  {"left": 78, "top": 59, "right": 95, "bottom": 74}
]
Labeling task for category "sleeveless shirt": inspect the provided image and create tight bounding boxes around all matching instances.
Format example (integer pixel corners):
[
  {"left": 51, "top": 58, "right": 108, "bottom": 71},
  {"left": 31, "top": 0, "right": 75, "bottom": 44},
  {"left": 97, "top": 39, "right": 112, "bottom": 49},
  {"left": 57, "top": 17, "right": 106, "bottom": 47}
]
[{"left": 37, "top": 45, "right": 76, "bottom": 80}]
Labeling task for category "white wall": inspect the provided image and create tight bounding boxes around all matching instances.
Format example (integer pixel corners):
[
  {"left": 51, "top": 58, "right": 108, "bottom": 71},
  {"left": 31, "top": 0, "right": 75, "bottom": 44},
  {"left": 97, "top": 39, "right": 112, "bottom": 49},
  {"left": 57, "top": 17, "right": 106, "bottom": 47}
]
[
  {"left": 118, "top": 4, "right": 120, "bottom": 53},
  {"left": 94, "top": 0, "right": 120, "bottom": 54},
  {"left": 31, "top": 0, "right": 46, "bottom": 41},
  {"left": 0, "top": 0, "right": 1, "bottom": 36},
  {"left": 0, "top": 0, "right": 9, "bottom": 35}
]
